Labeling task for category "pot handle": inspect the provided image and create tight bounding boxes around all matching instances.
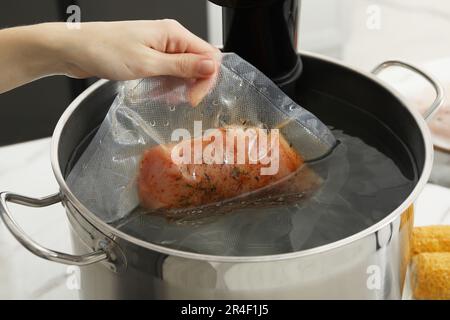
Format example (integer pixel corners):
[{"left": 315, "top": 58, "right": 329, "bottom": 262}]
[
  {"left": 0, "top": 192, "right": 108, "bottom": 266},
  {"left": 372, "top": 60, "right": 445, "bottom": 121}
]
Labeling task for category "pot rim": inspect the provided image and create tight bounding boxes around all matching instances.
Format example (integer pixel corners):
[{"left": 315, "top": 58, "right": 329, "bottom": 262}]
[{"left": 51, "top": 51, "right": 433, "bottom": 263}]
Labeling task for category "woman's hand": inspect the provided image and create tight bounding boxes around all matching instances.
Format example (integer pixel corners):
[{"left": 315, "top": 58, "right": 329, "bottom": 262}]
[
  {"left": 0, "top": 20, "right": 220, "bottom": 94},
  {"left": 56, "top": 20, "right": 220, "bottom": 80}
]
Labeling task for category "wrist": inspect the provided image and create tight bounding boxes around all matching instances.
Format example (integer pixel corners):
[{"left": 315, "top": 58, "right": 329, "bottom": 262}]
[
  {"left": 23, "top": 23, "right": 72, "bottom": 76},
  {"left": 0, "top": 22, "right": 78, "bottom": 93}
]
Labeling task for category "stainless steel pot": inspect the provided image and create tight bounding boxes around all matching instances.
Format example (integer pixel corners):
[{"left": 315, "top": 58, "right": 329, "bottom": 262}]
[{"left": 0, "top": 53, "right": 444, "bottom": 299}]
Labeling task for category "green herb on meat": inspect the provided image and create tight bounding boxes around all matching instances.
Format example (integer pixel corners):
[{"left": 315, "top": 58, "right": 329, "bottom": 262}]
[{"left": 231, "top": 167, "right": 241, "bottom": 179}]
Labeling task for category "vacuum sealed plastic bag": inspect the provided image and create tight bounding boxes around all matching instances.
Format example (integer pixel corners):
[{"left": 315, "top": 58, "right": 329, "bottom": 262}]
[
  {"left": 67, "top": 53, "right": 336, "bottom": 224},
  {"left": 111, "top": 142, "right": 352, "bottom": 256}
]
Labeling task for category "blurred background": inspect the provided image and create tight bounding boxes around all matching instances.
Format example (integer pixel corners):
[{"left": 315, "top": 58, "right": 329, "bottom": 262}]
[
  {"left": 209, "top": 0, "right": 450, "bottom": 67},
  {"left": 1, "top": 0, "right": 449, "bottom": 146}
]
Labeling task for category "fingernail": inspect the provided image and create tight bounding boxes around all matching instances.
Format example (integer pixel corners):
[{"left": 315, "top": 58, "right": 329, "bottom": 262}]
[{"left": 197, "top": 59, "right": 215, "bottom": 76}]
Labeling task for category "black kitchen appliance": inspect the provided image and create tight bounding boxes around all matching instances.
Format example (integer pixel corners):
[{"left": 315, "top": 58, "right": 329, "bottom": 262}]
[{"left": 210, "top": 0, "right": 302, "bottom": 94}]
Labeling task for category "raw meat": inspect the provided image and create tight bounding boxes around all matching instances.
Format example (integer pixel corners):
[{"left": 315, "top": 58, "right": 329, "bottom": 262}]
[{"left": 137, "top": 126, "right": 315, "bottom": 210}]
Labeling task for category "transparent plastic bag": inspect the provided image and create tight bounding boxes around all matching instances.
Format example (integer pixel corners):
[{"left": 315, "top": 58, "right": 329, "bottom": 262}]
[
  {"left": 110, "top": 142, "right": 350, "bottom": 256},
  {"left": 67, "top": 53, "right": 336, "bottom": 224}
]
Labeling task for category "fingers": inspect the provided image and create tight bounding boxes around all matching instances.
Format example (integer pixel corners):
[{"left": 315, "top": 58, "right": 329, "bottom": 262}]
[
  {"left": 140, "top": 48, "right": 221, "bottom": 106},
  {"left": 158, "top": 19, "right": 220, "bottom": 55},
  {"left": 187, "top": 52, "right": 222, "bottom": 107},
  {"left": 188, "top": 76, "right": 217, "bottom": 107},
  {"left": 180, "top": 29, "right": 220, "bottom": 55},
  {"left": 145, "top": 50, "right": 218, "bottom": 79}
]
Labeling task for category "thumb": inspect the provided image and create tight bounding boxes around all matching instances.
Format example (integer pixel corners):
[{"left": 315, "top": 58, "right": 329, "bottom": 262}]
[{"left": 151, "top": 52, "right": 217, "bottom": 79}]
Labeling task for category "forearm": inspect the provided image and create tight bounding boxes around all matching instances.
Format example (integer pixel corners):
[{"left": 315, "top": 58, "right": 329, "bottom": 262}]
[
  {"left": 0, "top": 23, "right": 67, "bottom": 94},
  {"left": 0, "top": 20, "right": 219, "bottom": 94}
]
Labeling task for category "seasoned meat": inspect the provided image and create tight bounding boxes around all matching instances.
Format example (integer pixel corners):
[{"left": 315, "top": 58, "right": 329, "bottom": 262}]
[{"left": 138, "top": 126, "right": 309, "bottom": 210}]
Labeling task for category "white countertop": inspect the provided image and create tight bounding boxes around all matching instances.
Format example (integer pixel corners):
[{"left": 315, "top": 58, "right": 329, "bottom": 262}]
[
  {"left": 0, "top": 138, "right": 76, "bottom": 299},
  {"left": 0, "top": 137, "right": 450, "bottom": 299}
]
